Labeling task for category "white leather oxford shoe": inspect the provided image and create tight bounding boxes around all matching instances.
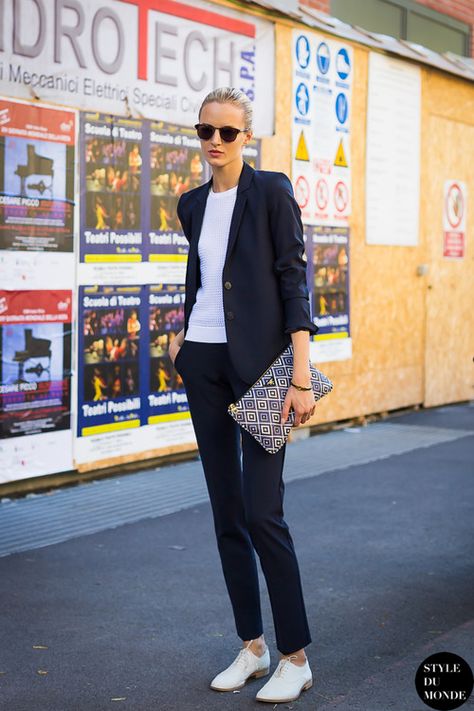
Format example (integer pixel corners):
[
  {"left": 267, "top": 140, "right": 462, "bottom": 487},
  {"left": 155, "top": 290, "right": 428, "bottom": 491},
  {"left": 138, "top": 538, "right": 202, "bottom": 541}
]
[
  {"left": 210, "top": 640, "right": 270, "bottom": 692},
  {"left": 255, "top": 654, "right": 313, "bottom": 703}
]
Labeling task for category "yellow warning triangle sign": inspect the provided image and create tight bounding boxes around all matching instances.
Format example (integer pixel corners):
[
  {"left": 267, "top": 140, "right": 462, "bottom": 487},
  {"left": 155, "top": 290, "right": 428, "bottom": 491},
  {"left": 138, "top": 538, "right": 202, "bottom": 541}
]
[
  {"left": 334, "top": 138, "right": 348, "bottom": 167},
  {"left": 295, "top": 130, "right": 310, "bottom": 161}
]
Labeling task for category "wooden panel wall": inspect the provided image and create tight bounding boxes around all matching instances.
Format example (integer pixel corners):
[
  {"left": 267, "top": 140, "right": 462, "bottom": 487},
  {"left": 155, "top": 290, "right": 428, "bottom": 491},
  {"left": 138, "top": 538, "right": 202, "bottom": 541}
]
[
  {"left": 262, "top": 25, "right": 441, "bottom": 427},
  {"left": 422, "top": 72, "right": 474, "bottom": 405}
]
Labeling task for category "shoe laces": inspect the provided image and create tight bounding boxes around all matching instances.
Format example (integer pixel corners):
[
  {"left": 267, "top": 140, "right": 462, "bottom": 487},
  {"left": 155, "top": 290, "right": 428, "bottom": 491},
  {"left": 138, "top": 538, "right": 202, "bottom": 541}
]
[
  {"left": 274, "top": 654, "right": 299, "bottom": 678},
  {"left": 234, "top": 646, "right": 251, "bottom": 670}
]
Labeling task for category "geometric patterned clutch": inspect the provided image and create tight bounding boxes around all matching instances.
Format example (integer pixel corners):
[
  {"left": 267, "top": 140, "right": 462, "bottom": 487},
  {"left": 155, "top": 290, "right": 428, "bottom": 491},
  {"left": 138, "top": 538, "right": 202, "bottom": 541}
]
[{"left": 227, "top": 342, "right": 334, "bottom": 454}]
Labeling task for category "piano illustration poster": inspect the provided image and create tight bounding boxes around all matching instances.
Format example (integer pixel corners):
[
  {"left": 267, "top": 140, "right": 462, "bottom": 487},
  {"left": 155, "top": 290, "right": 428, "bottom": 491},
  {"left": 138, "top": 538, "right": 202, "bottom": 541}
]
[
  {"left": 0, "top": 98, "right": 75, "bottom": 252},
  {"left": 77, "top": 285, "right": 146, "bottom": 440},
  {"left": 79, "top": 112, "right": 145, "bottom": 281},
  {"left": 0, "top": 290, "right": 72, "bottom": 439}
]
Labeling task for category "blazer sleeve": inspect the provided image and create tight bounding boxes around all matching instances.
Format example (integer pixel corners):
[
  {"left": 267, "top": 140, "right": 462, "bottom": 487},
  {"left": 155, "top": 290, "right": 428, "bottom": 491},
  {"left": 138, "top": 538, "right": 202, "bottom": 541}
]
[
  {"left": 268, "top": 173, "right": 319, "bottom": 335},
  {"left": 176, "top": 193, "right": 191, "bottom": 242}
]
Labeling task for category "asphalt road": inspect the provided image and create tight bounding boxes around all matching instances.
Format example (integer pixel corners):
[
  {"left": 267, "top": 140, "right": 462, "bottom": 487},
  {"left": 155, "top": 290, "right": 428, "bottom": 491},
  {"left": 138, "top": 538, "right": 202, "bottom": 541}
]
[{"left": 1, "top": 402, "right": 473, "bottom": 711}]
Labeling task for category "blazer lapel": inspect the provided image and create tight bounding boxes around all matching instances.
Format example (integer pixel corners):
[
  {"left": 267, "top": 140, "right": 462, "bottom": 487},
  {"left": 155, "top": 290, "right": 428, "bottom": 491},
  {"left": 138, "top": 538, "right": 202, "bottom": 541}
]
[
  {"left": 224, "top": 190, "right": 248, "bottom": 268},
  {"left": 194, "top": 160, "right": 254, "bottom": 246},
  {"left": 186, "top": 180, "right": 210, "bottom": 291},
  {"left": 186, "top": 161, "right": 255, "bottom": 290},
  {"left": 223, "top": 161, "right": 254, "bottom": 266}
]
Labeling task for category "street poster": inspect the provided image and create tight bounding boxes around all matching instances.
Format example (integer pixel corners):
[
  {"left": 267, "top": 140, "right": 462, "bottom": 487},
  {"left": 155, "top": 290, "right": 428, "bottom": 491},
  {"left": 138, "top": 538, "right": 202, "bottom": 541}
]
[
  {"left": 306, "top": 225, "right": 352, "bottom": 362},
  {"left": 77, "top": 285, "right": 144, "bottom": 439},
  {"left": 0, "top": 289, "right": 73, "bottom": 481},
  {"left": 79, "top": 112, "right": 145, "bottom": 284},
  {"left": 147, "top": 121, "right": 204, "bottom": 283},
  {"left": 147, "top": 284, "right": 189, "bottom": 424},
  {"left": 0, "top": 97, "right": 76, "bottom": 288},
  {"left": 292, "top": 32, "right": 353, "bottom": 225}
]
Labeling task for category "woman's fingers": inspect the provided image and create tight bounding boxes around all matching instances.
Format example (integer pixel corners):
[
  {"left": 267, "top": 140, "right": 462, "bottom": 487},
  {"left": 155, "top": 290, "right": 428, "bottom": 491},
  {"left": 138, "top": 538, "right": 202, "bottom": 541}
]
[
  {"left": 297, "top": 406, "right": 316, "bottom": 426},
  {"left": 280, "top": 392, "right": 292, "bottom": 424},
  {"left": 283, "top": 392, "right": 316, "bottom": 426}
]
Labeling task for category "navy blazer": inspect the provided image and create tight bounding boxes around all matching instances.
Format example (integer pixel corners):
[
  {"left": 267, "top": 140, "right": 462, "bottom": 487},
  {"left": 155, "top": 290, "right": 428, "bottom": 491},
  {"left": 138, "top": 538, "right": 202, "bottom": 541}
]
[{"left": 176, "top": 160, "right": 319, "bottom": 384}]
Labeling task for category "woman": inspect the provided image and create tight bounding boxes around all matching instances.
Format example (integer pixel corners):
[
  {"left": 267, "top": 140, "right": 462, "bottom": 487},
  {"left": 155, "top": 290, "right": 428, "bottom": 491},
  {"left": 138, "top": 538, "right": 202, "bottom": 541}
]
[{"left": 169, "top": 87, "right": 319, "bottom": 704}]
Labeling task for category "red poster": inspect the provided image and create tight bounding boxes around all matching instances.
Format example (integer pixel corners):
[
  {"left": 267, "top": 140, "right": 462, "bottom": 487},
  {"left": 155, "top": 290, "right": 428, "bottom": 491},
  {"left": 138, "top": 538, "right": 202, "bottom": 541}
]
[
  {"left": 0, "top": 98, "right": 76, "bottom": 252},
  {"left": 0, "top": 290, "right": 72, "bottom": 438}
]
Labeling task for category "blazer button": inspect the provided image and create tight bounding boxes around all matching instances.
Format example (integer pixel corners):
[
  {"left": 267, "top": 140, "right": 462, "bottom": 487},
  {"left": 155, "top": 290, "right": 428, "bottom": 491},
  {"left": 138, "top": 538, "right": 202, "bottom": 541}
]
[
  {"left": 226, "top": 310, "right": 234, "bottom": 320},
  {"left": 224, "top": 281, "right": 232, "bottom": 289}
]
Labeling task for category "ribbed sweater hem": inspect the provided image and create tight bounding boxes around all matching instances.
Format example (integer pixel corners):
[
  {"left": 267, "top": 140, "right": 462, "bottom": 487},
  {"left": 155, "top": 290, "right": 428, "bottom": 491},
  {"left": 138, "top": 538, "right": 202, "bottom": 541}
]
[{"left": 185, "top": 323, "right": 227, "bottom": 342}]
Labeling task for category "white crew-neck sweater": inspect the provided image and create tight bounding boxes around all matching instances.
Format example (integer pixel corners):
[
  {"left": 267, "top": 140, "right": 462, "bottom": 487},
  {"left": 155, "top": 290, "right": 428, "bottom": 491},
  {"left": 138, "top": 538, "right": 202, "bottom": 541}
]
[{"left": 186, "top": 183, "right": 238, "bottom": 342}]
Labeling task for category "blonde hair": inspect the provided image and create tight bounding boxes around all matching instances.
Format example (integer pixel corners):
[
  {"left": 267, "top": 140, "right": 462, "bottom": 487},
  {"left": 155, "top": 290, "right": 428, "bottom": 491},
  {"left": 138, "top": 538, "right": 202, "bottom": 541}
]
[{"left": 198, "top": 87, "right": 253, "bottom": 131}]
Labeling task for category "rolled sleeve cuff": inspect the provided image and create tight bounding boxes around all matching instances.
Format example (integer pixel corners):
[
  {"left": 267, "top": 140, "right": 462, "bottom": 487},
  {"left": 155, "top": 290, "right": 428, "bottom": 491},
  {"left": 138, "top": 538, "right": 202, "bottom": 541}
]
[{"left": 283, "top": 297, "right": 319, "bottom": 335}]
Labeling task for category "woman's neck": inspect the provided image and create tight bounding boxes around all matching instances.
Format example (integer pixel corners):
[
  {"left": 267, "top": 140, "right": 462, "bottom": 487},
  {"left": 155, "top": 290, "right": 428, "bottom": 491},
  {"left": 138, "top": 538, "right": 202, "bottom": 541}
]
[{"left": 210, "top": 158, "right": 243, "bottom": 193}]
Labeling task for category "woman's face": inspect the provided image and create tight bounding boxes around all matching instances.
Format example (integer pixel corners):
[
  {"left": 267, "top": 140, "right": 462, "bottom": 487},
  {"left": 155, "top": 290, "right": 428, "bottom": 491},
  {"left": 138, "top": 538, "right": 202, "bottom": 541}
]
[{"left": 198, "top": 101, "right": 252, "bottom": 167}]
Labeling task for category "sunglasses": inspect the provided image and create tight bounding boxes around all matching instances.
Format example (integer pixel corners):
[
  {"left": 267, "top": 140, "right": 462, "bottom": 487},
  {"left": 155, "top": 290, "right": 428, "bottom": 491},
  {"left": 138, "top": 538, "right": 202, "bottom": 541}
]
[{"left": 194, "top": 123, "right": 249, "bottom": 143}]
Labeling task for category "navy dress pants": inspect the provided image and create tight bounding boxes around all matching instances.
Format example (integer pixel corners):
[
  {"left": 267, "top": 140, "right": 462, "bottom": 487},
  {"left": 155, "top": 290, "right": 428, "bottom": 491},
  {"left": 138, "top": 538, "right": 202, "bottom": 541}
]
[{"left": 174, "top": 338, "right": 312, "bottom": 655}]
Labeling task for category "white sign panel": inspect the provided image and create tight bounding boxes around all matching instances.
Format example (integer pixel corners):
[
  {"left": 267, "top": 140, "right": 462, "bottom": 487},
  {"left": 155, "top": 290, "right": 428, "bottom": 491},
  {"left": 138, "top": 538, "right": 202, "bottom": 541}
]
[
  {"left": 443, "top": 180, "right": 466, "bottom": 258},
  {"left": 366, "top": 53, "right": 421, "bottom": 246},
  {"left": 74, "top": 420, "right": 196, "bottom": 467},
  {"left": 0, "top": 430, "right": 73, "bottom": 483},
  {"left": 291, "top": 30, "right": 353, "bottom": 225},
  {"left": 0, "top": 0, "right": 275, "bottom": 136}
]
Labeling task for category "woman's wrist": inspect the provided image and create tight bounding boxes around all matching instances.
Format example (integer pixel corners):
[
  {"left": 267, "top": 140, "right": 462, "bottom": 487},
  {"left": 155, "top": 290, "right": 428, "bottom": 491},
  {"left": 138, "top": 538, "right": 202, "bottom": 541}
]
[
  {"left": 172, "top": 335, "right": 184, "bottom": 350},
  {"left": 291, "top": 380, "right": 312, "bottom": 391},
  {"left": 291, "top": 371, "right": 312, "bottom": 388},
  {"left": 290, "top": 330, "right": 311, "bottom": 387}
]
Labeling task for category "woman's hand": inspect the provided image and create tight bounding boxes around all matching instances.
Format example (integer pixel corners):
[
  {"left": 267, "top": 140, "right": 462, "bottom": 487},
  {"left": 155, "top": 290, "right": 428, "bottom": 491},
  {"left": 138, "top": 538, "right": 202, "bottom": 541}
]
[
  {"left": 281, "top": 386, "right": 316, "bottom": 427},
  {"left": 169, "top": 330, "right": 185, "bottom": 365},
  {"left": 281, "top": 329, "right": 316, "bottom": 426}
]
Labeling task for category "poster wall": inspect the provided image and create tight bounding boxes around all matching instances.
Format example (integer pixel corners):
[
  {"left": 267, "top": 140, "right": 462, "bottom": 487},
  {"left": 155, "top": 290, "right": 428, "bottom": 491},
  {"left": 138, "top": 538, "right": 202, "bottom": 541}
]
[
  {"left": 79, "top": 116, "right": 262, "bottom": 287},
  {"left": 75, "top": 283, "right": 195, "bottom": 465},
  {"left": 291, "top": 31, "right": 353, "bottom": 226},
  {"left": 0, "top": 0, "right": 275, "bottom": 137},
  {"left": 0, "top": 97, "right": 76, "bottom": 288},
  {"left": 306, "top": 226, "right": 352, "bottom": 362},
  {"left": 0, "top": 290, "right": 73, "bottom": 481},
  {"left": 0, "top": 91, "right": 261, "bottom": 479},
  {"left": 74, "top": 120, "right": 260, "bottom": 465}
]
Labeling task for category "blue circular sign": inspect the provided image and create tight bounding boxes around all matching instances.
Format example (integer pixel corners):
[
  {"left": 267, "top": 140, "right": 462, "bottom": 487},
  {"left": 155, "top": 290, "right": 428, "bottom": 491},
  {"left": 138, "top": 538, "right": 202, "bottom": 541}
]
[
  {"left": 316, "top": 42, "right": 330, "bottom": 75},
  {"left": 335, "top": 92, "right": 348, "bottom": 124},
  {"left": 295, "top": 83, "right": 310, "bottom": 116},
  {"left": 336, "top": 48, "right": 351, "bottom": 80},
  {"left": 295, "top": 35, "right": 311, "bottom": 69}
]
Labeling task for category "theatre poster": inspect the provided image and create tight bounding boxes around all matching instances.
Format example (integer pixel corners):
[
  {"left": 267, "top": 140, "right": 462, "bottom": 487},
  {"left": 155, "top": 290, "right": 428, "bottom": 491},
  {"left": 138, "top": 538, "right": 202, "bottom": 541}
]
[{"left": 305, "top": 225, "right": 352, "bottom": 363}]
